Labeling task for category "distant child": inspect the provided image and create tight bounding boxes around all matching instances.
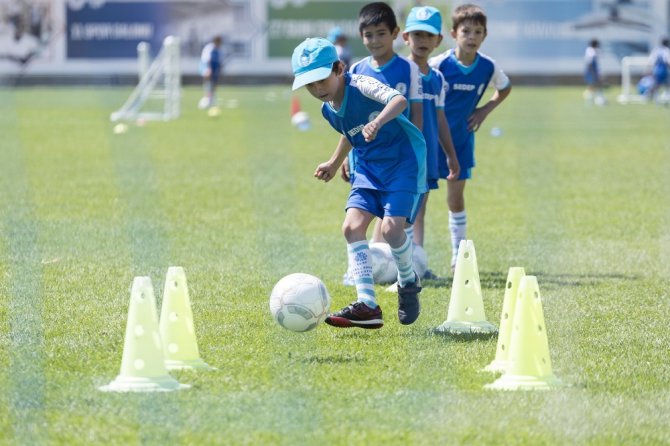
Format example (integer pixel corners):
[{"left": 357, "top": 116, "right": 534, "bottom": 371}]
[
  {"left": 583, "top": 39, "right": 606, "bottom": 105},
  {"left": 291, "top": 37, "right": 426, "bottom": 328},
  {"left": 198, "top": 35, "right": 223, "bottom": 109},
  {"left": 429, "top": 3, "right": 511, "bottom": 270},
  {"left": 402, "top": 5, "right": 460, "bottom": 277},
  {"left": 647, "top": 37, "right": 670, "bottom": 102},
  {"left": 328, "top": 26, "right": 352, "bottom": 68},
  {"left": 342, "top": 1, "right": 424, "bottom": 283}
]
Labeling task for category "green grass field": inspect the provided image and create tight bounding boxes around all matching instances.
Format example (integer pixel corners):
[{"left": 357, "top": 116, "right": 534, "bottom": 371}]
[{"left": 1, "top": 85, "right": 669, "bottom": 445}]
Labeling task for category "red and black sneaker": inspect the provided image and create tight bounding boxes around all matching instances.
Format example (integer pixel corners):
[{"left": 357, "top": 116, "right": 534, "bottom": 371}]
[
  {"left": 398, "top": 274, "right": 421, "bottom": 325},
  {"left": 325, "top": 301, "right": 383, "bottom": 329}
]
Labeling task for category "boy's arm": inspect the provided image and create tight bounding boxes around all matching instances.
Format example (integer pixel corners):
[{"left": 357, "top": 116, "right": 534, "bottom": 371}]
[
  {"left": 362, "top": 95, "right": 407, "bottom": 142},
  {"left": 468, "top": 85, "right": 511, "bottom": 132},
  {"left": 437, "top": 109, "right": 460, "bottom": 180},
  {"left": 410, "top": 101, "right": 423, "bottom": 132},
  {"left": 315, "top": 135, "right": 353, "bottom": 183}
]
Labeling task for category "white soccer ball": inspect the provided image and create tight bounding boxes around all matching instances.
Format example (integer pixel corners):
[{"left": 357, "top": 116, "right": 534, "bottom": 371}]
[
  {"left": 290, "top": 111, "right": 311, "bottom": 131},
  {"left": 412, "top": 244, "right": 428, "bottom": 279},
  {"left": 269, "top": 273, "right": 330, "bottom": 332},
  {"left": 370, "top": 242, "right": 398, "bottom": 284}
]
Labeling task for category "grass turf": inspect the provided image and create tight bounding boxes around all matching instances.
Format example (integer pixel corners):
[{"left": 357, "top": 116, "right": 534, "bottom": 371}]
[{"left": 0, "top": 85, "right": 669, "bottom": 445}]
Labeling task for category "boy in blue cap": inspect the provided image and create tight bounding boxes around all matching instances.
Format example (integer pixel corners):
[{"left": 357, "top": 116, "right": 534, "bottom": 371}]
[
  {"left": 292, "top": 37, "right": 426, "bottom": 328},
  {"left": 402, "top": 6, "right": 460, "bottom": 277}
]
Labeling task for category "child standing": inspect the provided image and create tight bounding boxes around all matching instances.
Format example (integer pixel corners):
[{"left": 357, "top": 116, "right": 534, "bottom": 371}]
[
  {"left": 402, "top": 5, "right": 460, "bottom": 277},
  {"left": 429, "top": 3, "right": 511, "bottom": 270},
  {"left": 198, "top": 35, "right": 223, "bottom": 110},
  {"left": 647, "top": 37, "right": 670, "bottom": 102},
  {"left": 291, "top": 37, "right": 426, "bottom": 328},
  {"left": 583, "top": 39, "right": 606, "bottom": 106},
  {"left": 342, "top": 1, "right": 424, "bottom": 284}
]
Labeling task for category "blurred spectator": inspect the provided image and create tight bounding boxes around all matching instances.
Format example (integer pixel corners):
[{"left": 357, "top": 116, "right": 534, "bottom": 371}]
[
  {"left": 198, "top": 35, "right": 223, "bottom": 109},
  {"left": 646, "top": 37, "right": 670, "bottom": 102},
  {"left": 327, "top": 26, "right": 352, "bottom": 69},
  {"left": 583, "top": 38, "right": 606, "bottom": 105}
]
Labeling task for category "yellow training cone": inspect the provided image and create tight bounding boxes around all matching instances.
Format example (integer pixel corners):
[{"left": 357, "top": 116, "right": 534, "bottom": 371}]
[
  {"left": 485, "top": 275, "right": 562, "bottom": 390},
  {"left": 483, "top": 267, "right": 525, "bottom": 373},
  {"left": 434, "top": 240, "right": 497, "bottom": 335},
  {"left": 159, "top": 267, "right": 213, "bottom": 370},
  {"left": 100, "top": 277, "right": 189, "bottom": 392}
]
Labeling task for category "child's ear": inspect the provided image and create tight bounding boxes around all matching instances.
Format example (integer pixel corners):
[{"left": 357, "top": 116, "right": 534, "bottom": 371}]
[
  {"left": 450, "top": 29, "right": 457, "bottom": 39},
  {"left": 402, "top": 32, "right": 410, "bottom": 44},
  {"left": 391, "top": 26, "right": 400, "bottom": 39},
  {"left": 436, "top": 34, "right": 443, "bottom": 46}
]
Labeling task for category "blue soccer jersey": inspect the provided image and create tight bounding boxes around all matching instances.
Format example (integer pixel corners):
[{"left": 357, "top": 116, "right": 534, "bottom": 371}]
[
  {"left": 430, "top": 49, "right": 510, "bottom": 173},
  {"left": 321, "top": 73, "right": 427, "bottom": 194},
  {"left": 350, "top": 54, "right": 424, "bottom": 117},
  {"left": 420, "top": 68, "right": 448, "bottom": 188}
]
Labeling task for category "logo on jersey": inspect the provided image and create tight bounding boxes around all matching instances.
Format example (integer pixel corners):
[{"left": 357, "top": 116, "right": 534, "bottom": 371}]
[
  {"left": 368, "top": 111, "right": 380, "bottom": 122},
  {"left": 395, "top": 82, "right": 407, "bottom": 95},
  {"left": 477, "top": 84, "right": 485, "bottom": 95},
  {"left": 348, "top": 124, "right": 365, "bottom": 137},
  {"left": 452, "top": 83, "right": 475, "bottom": 91}
]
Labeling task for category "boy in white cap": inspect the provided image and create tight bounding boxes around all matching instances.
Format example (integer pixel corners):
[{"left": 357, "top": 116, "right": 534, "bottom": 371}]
[{"left": 292, "top": 37, "right": 426, "bottom": 328}]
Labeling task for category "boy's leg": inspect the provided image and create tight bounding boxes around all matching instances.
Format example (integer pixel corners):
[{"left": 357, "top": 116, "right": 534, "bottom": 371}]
[
  {"left": 447, "top": 179, "right": 467, "bottom": 270},
  {"left": 327, "top": 207, "right": 383, "bottom": 329}
]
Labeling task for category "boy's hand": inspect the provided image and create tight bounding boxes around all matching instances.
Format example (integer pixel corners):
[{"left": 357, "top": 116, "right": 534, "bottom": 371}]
[
  {"left": 340, "top": 156, "right": 351, "bottom": 182},
  {"left": 467, "top": 107, "right": 490, "bottom": 132},
  {"left": 446, "top": 156, "right": 460, "bottom": 181},
  {"left": 362, "top": 120, "right": 380, "bottom": 142},
  {"left": 314, "top": 162, "right": 338, "bottom": 182}
]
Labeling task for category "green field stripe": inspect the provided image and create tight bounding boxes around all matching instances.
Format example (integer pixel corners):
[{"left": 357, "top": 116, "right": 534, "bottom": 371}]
[{"left": 0, "top": 89, "right": 48, "bottom": 444}]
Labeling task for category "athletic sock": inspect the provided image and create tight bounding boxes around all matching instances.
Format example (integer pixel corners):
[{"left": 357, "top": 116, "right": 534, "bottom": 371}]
[
  {"left": 404, "top": 225, "right": 414, "bottom": 245},
  {"left": 347, "top": 240, "right": 376, "bottom": 308},
  {"left": 449, "top": 210, "right": 467, "bottom": 267},
  {"left": 391, "top": 235, "right": 415, "bottom": 287}
]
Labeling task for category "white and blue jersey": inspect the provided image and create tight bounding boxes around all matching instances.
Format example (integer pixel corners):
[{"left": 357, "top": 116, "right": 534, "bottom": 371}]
[
  {"left": 349, "top": 54, "right": 424, "bottom": 117},
  {"left": 321, "top": 72, "right": 427, "bottom": 195},
  {"left": 420, "top": 68, "right": 448, "bottom": 189},
  {"left": 649, "top": 46, "right": 670, "bottom": 85},
  {"left": 430, "top": 49, "right": 510, "bottom": 177}
]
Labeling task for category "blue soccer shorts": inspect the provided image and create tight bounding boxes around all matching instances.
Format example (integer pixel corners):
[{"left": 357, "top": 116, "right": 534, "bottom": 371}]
[{"left": 345, "top": 187, "right": 423, "bottom": 224}]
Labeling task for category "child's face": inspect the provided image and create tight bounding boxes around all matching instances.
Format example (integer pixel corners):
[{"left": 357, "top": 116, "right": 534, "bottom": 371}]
[
  {"left": 305, "top": 70, "right": 341, "bottom": 103},
  {"left": 451, "top": 20, "right": 486, "bottom": 55},
  {"left": 403, "top": 30, "right": 442, "bottom": 60},
  {"left": 360, "top": 23, "right": 398, "bottom": 61}
]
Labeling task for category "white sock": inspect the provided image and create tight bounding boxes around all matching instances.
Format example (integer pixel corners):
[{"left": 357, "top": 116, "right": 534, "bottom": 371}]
[
  {"left": 391, "top": 235, "right": 415, "bottom": 287},
  {"left": 347, "top": 240, "right": 376, "bottom": 308},
  {"left": 404, "top": 225, "right": 414, "bottom": 245},
  {"left": 449, "top": 210, "right": 467, "bottom": 267}
]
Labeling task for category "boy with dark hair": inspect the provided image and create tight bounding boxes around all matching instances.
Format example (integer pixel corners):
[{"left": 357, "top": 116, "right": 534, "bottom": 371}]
[{"left": 430, "top": 3, "right": 511, "bottom": 270}]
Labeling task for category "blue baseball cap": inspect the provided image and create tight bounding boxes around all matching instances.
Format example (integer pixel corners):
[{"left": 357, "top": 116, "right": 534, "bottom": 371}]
[
  {"left": 405, "top": 6, "right": 442, "bottom": 35},
  {"left": 291, "top": 37, "right": 339, "bottom": 91}
]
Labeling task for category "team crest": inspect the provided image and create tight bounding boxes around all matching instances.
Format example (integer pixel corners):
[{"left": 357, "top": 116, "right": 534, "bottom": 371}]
[
  {"left": 395, "top": 82, "right": 407, "bottom": 95},
  {"left": 300, "top": 51, "right": 311, "bottom": 67},
  {"left": 416, "top": 7, "right": 432, "bottom": 20}
]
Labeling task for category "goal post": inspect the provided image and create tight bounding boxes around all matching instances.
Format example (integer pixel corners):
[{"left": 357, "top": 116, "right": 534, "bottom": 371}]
[
  {"left": 617, "top": 56, "right": 650, "bottom": 104},
  {"left": 111, "top": 36, "right": 181, "bottom": 122}
]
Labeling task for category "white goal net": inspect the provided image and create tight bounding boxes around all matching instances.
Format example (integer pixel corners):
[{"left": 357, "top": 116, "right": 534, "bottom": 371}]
[{"left": 111, "top": 36, "right": 181, "bottom": 122}]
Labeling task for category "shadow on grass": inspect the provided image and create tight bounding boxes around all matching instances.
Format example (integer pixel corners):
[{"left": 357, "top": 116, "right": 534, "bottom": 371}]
[
  {"left": 428, "top": 330, "right": 498, "bottom": 343},
  {"left": 295, "top": 353, "right": 367, "bottom": 364},
  {"left": 422, "top": 270, "right": 639, "bottom": 290}
]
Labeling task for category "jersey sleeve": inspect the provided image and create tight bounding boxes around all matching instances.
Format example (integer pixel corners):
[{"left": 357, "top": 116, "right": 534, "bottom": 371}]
[
  {"left": 351, "top": 74, "right": 402, "bottom": 104},
  {"left": 408, "top": 60, "right": 423, "bottom": 102},
  {"left": 490, "top": 61, "right": 511, "bottom": 90},
  {"left": 436, "top": 70, "right": 447, "bottom": 108}
]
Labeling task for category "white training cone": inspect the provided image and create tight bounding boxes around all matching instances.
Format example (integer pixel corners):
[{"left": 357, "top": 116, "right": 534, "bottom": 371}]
[
  {"left": 99, "top": 277, "right": 189, "bottom": 392},
  {"left": 159, "top": 267, "right": 214, "bottom": 370}
]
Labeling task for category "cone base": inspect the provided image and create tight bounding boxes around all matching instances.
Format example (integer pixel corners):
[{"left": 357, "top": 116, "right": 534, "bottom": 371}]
[
  {"left": 482, "top": 359, "right": 510, "bottom": 373},
  {"left": 165, "top": 358, "right": 216, "bottom": 371},
  {"left": 434, "top": 320, "right": 498, "bottom": 336},
  {"left": 99, "top": 374, "right": 190, "bottom": 392},
  {"left": 484, "top": 373, "right": 562, "bottom": 391}
]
